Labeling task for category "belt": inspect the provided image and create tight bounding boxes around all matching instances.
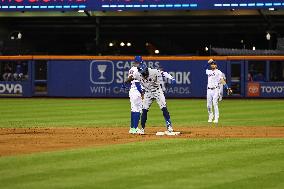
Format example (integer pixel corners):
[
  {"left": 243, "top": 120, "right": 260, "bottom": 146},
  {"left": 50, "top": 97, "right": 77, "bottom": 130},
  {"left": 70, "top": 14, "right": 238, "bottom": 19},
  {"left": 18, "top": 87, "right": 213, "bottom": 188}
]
[{"left": 208, "top": 87, "right": 216, "bottom": 90}]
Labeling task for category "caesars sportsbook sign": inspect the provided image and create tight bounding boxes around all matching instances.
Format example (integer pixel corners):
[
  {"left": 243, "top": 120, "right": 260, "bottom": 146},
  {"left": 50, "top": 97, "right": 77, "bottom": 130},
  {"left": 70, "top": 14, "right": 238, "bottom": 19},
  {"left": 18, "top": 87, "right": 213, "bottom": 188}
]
[
  {"left": 88, "top": 59, "right": 209, "bottom": 97},
  {"left": 47, "top": 59, "right": 227, "bottom": 97}
]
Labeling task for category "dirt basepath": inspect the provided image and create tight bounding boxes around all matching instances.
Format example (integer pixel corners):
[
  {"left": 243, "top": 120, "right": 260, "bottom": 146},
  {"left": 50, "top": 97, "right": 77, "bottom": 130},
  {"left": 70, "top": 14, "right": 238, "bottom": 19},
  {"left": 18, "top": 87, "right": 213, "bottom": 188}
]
[{"left": 1, "top": 126, "right": 284, "bottom": 157}]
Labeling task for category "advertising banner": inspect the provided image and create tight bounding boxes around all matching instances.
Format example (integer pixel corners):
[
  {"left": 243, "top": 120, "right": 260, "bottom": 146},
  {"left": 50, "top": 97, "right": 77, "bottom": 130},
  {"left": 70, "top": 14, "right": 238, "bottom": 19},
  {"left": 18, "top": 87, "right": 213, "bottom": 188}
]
[
  {"left": 0, "top": 81, "right": 32, "bottom": 97},
  {"left": 247, "top": 82, "right": 284, "bottom": 97},
  {"left": 47, "top": 59, "right": 228, "bottom": 98}
]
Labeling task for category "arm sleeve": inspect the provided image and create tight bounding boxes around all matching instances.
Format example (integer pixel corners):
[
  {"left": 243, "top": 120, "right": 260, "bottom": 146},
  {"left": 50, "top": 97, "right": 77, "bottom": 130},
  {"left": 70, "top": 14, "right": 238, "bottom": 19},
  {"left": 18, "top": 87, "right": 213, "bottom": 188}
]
[
  {"left": 161, "top": 71, "right": 174, "bottom": 80},
  {"left": 135, "top": 82, "right": 143, "bottom": 94}
]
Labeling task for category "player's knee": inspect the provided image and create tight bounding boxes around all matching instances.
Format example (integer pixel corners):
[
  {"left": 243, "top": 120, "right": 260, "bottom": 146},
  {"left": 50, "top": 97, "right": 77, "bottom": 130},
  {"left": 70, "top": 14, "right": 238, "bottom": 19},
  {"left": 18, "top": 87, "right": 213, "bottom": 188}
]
[{"left": 213, "top": 101, "right": 218, "bottom": 106}]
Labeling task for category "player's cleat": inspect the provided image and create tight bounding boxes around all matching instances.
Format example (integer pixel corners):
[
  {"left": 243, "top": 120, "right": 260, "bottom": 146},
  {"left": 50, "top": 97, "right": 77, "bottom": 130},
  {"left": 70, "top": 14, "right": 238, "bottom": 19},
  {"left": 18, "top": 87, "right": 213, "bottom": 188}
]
[
  {"left": 213, "top": 119, "right": 218, "bottom": 123},
  {"left": 208, "top": 114, "right": 214, "bottom": 123},
  {"left": 135, "top": 128, "right": 144, "bottom": 135},
  {"left": 129, "top": 128, "right": 136, "bottom": 134},
  {"left": 167, "top": 125, "right": 174, "bottom": 132},
  {"left": 130, "top": 128, "right": 144, "bottom": 135},
  {"left": 140, "top": 128, "right": 145, "bottom": 135}
]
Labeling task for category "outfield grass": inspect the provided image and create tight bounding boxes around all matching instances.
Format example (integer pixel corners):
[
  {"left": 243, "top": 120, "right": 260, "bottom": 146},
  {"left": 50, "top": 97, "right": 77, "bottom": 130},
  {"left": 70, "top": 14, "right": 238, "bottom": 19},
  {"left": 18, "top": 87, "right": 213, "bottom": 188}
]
[
  {"left": 0, "top": 99, "right": 284, "bottom": 189},
  {"left": 0, "top": 138, "right": 283, "bottom": 189},
  {"left": 0, "top": 98, "right": 283, "bottom": 128}
]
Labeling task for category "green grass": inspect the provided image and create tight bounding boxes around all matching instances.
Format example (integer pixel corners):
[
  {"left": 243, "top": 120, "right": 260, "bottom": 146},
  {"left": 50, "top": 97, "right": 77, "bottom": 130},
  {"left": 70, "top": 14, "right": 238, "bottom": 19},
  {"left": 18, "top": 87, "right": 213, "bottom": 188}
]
[
  {"left": 0, "top": 139, "right": 283, "bottom": 189},
  {"left": 0, "top": 99, "right": 284, "bottom": 189},
  {"left": 0, "top": 99, "right": 283, "bottom": 128}
]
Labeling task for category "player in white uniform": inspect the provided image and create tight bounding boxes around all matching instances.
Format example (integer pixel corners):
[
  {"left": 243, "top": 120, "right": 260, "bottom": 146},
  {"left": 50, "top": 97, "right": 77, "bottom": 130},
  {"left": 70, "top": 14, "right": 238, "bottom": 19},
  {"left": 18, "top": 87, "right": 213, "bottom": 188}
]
[
  {"left": 126, "top": 56, "right": 144, "bottom": 134},
  {"left": 125, "top": 63, "right": 176, "bottom": 134},
  {"left": 206, "top": 59, "right": 232, "bottom": 123}
]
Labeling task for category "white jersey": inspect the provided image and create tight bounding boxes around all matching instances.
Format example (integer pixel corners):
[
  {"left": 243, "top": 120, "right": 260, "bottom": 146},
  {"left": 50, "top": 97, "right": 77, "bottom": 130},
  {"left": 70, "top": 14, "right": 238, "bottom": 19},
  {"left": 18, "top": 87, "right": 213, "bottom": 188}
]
[
  {"left": 128, "top": 66, "right": 140, "bottom": 90},
  {"left": 206, "top": 69, "right": 224, "bottom": 89},
  {"left": 133, "top": 68, "right": 162, "bottom": 93}
]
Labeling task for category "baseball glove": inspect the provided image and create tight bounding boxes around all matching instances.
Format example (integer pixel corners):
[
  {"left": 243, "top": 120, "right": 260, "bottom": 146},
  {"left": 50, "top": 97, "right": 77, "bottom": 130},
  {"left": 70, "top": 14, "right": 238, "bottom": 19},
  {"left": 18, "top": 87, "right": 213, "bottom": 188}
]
[{"left": 227, "top": 88, "right": 233, "bottom": 96}]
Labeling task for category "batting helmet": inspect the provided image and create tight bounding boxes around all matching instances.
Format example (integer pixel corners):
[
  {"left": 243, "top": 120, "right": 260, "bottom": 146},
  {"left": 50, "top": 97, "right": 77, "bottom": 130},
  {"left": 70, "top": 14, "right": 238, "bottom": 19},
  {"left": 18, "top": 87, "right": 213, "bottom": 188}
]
[
  {"left": 134, "top": 56, "right": 143, "bottom": 63},
  {"left": 138, "top": 63, "right": 148, "bottom": 74}
]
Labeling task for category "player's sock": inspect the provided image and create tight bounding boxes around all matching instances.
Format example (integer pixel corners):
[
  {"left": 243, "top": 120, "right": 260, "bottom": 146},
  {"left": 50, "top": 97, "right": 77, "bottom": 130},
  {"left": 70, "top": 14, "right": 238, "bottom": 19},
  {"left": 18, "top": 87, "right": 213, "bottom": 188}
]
[
  {"left": 141, "top": 109, "right": 148, "bottom": 129},
  {"left": 130, "top": 112, "right": 135, "bottom": 128},
  {"left": 133, "top": 112, "right": 141, "bottom": 129},
  {"left": 162, "top": 107, "right": 172, "bottom": 126}
]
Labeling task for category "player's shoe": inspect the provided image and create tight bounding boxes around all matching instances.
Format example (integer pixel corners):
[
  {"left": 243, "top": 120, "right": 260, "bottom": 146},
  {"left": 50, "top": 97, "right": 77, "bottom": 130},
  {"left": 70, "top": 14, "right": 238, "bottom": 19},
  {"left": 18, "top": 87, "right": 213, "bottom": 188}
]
[
  {"left": 208, "top": 114, "right": 214, "bottom": 123},
  {"left": 130, "top": 128, "right": 144, "bottom": 135},
  {"left": 129, "top": 128, "right": 136, "bottom": 134},
  {"left": 140, "top": 128, "right": 145, "bottom": 135},
  {"left": 135, "top": 128, "right": 144, "bottom": 135},
  {"left": 167, "top": 125, "right": 174, "bottom": 132},
  {"left": 213, "top": 119, "right": 218, "bottom": 123}
]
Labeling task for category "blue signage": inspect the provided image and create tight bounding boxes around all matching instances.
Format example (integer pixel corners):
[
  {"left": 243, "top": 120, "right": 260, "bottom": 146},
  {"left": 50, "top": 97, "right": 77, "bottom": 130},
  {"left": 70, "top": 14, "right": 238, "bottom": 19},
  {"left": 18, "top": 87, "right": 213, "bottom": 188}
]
[
  {"left": 46, "top": 59, "right": 229, "bottom": 98},
  {"left": 1, "top": 58, "right": 283, "bottom": 98}
]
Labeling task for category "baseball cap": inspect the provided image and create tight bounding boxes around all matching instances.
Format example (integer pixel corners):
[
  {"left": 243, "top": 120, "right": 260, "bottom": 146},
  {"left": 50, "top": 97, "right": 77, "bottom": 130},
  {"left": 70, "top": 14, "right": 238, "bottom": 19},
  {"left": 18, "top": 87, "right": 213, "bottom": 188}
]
[
  {"left": 134, "top": 56, "right": 143, "bottom": 63},
  {"left": 208, "top": 59, "right": 217, "bottom": 64}
]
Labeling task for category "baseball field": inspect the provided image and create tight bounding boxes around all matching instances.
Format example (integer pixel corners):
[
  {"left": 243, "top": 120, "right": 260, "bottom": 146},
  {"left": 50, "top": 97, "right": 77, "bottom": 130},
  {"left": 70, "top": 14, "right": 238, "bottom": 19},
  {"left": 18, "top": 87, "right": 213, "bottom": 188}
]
[{"left": 0, "top": 98, "right": 284, "bottom": 189}]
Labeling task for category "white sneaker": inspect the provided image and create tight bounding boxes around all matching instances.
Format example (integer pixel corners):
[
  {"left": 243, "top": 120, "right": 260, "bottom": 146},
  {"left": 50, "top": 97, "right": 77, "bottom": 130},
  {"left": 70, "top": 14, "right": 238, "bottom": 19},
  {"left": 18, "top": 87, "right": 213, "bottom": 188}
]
[
  {"left": 132, "top": 128, "right": 144, "bottom": 135},
  {"left": 129, "top": 128, "right": 136, "bottom": 134},
  {"left": 140, "top": 128, "right": 145, "bottom": 135},
  {"left": 208, "top": 114, "right": 214, "bottom": 123},
  {"left": 213, "top": 119, "right": 218, "bottom": 123},
  {"left": 167, "top": 126, "right": 173, "bottom": 132}
]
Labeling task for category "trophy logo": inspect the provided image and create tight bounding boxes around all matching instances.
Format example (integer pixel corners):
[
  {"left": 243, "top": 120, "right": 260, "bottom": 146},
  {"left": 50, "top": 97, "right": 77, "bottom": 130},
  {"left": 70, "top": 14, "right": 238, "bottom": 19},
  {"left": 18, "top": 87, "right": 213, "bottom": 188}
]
[
  {"left": 97, "top": 64, "right": 107, "bottom": 79},
  {"left": 90, "top": 60, "right": 114, "bottom": 84}
]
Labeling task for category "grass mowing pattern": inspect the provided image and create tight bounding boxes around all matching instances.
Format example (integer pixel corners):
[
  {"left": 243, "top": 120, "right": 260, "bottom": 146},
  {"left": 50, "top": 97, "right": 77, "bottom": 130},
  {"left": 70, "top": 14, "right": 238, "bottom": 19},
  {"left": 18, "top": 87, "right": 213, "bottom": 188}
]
[
  {"left": 0, "top": 139, "right": 283, "bottom": 189},
  {"left": 0, "top": 99, "right": 284, "bottom": 128}
]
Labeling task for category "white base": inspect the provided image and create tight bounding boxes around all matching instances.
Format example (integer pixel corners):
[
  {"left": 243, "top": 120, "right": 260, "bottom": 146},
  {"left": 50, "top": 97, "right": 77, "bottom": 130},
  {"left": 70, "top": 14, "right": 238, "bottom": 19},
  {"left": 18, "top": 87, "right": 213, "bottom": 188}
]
[{"left": 156, "top": 131, "right": 181, "bottom": 136}]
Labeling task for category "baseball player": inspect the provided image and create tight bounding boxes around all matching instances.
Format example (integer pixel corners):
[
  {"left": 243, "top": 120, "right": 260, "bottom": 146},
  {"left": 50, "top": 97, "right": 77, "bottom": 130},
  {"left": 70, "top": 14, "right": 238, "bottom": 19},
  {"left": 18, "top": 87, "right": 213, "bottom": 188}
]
[
  {"left": 125, "top": 56, "right": 144, "bottom": 134},
  {"left": 206, "top": 59, "right": 232, "bottom": 123},
  {"left": 125, "top": 62, "right": 176, "bottom": 134}
]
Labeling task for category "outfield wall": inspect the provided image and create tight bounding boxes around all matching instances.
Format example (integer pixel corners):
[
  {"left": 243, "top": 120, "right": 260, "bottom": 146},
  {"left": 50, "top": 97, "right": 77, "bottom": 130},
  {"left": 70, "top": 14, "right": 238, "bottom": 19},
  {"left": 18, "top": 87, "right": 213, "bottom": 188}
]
[{"left": 0, "top": 56, "right": 283, "bottom": 98}]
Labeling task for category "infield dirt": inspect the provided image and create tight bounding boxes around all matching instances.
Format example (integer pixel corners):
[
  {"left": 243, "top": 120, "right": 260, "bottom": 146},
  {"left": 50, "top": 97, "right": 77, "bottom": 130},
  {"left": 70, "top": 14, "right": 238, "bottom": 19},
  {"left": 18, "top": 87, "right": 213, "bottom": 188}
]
[{"left": 1, "top": 126, "right": 284, "bottom": 156}]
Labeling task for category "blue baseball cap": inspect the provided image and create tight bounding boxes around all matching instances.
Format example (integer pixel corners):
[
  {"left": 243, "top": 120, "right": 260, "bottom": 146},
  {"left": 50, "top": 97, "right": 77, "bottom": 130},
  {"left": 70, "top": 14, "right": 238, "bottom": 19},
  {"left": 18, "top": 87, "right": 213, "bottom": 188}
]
[{"left": 134, "top": 56, "right": 143, "bottom": 63}]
